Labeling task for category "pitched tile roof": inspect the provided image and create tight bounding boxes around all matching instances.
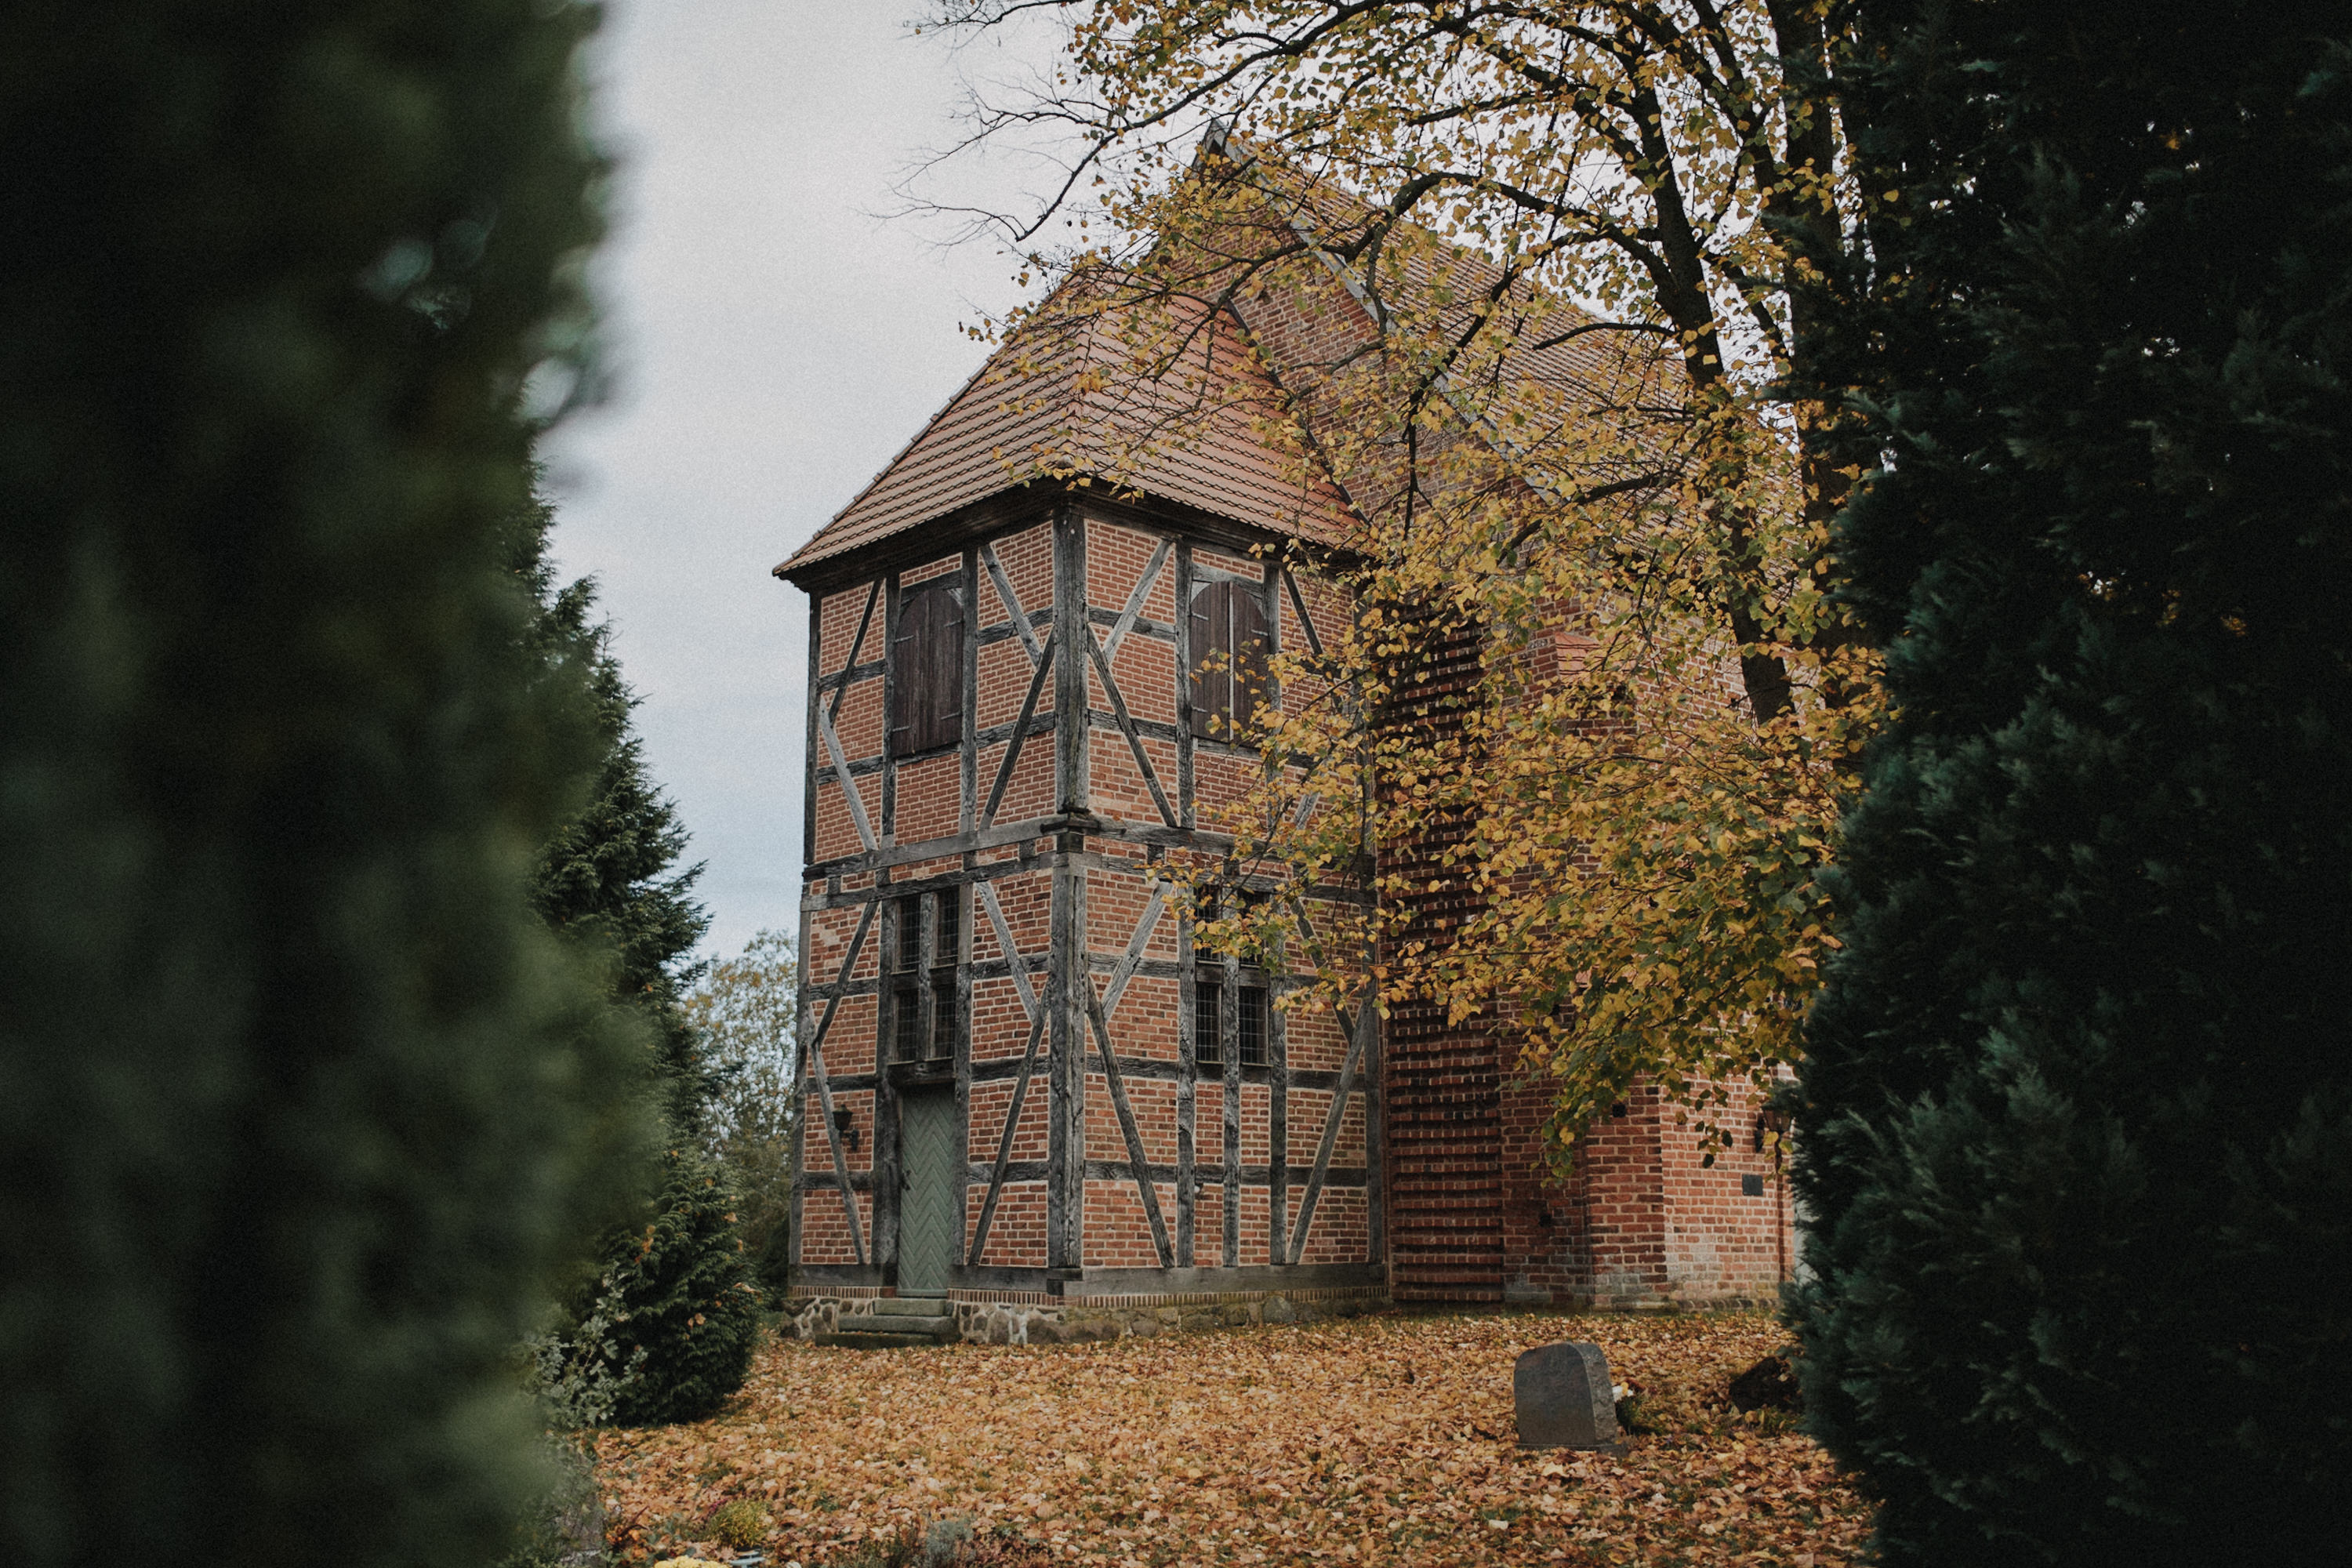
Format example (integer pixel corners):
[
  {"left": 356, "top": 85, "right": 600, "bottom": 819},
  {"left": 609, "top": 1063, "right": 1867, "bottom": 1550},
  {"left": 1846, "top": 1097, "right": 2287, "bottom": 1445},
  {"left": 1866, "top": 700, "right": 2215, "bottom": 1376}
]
[
  {"left": 775, "top": 283, "right": 1358, "bottom": 580},
  {"left": 777, "top": 137, "right": 1676, "bottom": 583}
]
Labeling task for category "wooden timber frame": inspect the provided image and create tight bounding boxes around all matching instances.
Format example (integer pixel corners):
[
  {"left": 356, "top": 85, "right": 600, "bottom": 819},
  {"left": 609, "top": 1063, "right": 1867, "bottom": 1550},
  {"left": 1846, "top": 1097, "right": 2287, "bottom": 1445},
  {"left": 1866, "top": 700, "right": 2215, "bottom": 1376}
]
[{"left": 782, "top": 485, "right": 1384, "bottom": 1297}]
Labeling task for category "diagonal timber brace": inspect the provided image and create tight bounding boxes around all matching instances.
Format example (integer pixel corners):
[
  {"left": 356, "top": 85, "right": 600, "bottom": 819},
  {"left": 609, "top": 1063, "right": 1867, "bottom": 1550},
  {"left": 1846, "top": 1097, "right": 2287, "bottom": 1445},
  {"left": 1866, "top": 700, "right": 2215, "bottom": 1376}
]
[{"left": 803, "top": 899, "right": 878, "bottom": 1265}]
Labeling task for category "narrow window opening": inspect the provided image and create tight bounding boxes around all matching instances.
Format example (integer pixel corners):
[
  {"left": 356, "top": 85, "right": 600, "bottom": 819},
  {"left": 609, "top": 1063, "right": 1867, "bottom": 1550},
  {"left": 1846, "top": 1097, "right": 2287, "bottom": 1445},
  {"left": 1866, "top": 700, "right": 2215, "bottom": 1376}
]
[
  {"left": 929, "top": 891, "right": 961, "bottom": 1060},
  {"left": 893, "top": 982, "right": 920, "bottom": 1061},
  {"left": 891, "top": 894, "right": 921, "bottom": 1062},
  {"left": 1194, "top": 981, "right": 1223, "bottom": 1069},
  {"left": 1188, "top": 576, "right": 1271, "bottom": 742},
  {"left": 1238, "top": 985, "right": 1269, "bottom": 1067},
  {"left": 889, "top": 581, "right": 964, "bottom": 757}
]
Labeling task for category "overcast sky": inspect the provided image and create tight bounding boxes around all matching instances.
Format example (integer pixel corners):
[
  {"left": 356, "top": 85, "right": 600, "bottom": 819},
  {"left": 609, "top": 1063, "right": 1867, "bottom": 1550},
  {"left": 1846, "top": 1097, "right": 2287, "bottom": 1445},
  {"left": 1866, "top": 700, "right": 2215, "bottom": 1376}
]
[{"left": 540, "top": 4, "right": 1061, "bottom": 962}]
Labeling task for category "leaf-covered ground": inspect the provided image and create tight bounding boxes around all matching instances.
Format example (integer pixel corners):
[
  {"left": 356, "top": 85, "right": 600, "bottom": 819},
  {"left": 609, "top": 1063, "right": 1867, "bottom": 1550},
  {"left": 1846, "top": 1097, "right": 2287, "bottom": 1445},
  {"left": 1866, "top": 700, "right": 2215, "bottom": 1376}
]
[{"left": 595, "top": 1311, "right": 1871, "bottom": 1566}]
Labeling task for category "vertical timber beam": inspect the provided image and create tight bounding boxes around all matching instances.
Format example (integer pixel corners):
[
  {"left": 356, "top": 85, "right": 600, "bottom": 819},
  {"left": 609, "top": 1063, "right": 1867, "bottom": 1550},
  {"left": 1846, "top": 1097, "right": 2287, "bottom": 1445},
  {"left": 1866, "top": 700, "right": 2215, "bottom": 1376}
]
[
  {"left": 1221, "top": 940, "right": 1240, "bottom": 1268},
  {"left": 1269, "top": 967, "right": 1290, "bottom": 1267},
  {"left": 874, "top": 571, "right": 902, "bottom": 1283},
  {"left": 1054, "top": 506, "right": 1089, "bottom": 819},
  {"left": 1048, "top": 503, "right": 1089, "bottom": 1274},
  {"left": 960, "top": 547, "right": 979, "bottom": 837},
  {"left": 792, "top": 590, "right": 822, "bottom": 1271},
  {"left": 802, "top": 590, "right": 822, "bottom": 873},
  {"left": 956, "top": 548, "right": 981, "bottom": 1269},
  {"left": 1174, "top": 543, "right": 1195, "bottom": 829},
  {"left": 1175, "top": 897, "right": 1196, "bottom": 1268},
  {"left": 1264, "top": 560, "right": 1290, "bottom": 1265},
  {"left": 879, "top": 571, "right": 900, "bottom": 845}
]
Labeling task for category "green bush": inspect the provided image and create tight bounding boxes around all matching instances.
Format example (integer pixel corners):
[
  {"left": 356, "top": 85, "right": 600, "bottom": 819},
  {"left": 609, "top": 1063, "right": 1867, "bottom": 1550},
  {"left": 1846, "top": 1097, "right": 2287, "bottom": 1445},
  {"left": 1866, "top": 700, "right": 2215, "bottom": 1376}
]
[
  {"left": 507, "top": 479, "right": 764, "bottom": 1425},
  {"left": 602, "top": 1147, "right": 764, "bottom": 1427},
  {"left": 0, "top": 3, "right": 635, "bottom": 1565},
  {"left": 1794, "top": 5, "right": 2352, "bottom": 1562}
]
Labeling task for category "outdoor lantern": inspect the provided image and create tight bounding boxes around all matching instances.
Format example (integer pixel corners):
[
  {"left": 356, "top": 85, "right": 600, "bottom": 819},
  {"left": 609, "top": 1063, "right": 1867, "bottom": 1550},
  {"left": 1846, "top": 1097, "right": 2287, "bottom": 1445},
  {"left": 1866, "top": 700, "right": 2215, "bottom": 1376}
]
[{"left": 833, "top": 1106, "right": 859, "bottom": 1152}]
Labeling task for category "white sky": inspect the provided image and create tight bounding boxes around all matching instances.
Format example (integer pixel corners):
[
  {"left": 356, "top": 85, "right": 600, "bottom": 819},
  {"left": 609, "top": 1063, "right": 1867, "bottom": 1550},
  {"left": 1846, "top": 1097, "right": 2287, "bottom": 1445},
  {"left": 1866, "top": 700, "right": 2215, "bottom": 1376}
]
[{"left": 540, "top": 3, "right": 1064, "bottom": 963}]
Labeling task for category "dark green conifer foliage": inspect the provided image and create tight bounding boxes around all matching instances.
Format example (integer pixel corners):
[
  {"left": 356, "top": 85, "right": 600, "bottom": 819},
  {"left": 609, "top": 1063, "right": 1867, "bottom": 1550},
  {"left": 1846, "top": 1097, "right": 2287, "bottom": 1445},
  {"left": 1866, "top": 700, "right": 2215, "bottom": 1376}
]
[
  {"left": 511, "top": 484, "right": 716, "bottom": 1129},
  {"left": 507, "top": 485, "right": 761, "bottom": 1427},
  {"left": 0, "top": 5, "right": 639, "bottom": 1566},
  {"left": 601, "top": 1146, "right": 765, "bottom": 1428},
  {"left": 1795, "top": 6, "right": 2352, "bottom": 1562}
]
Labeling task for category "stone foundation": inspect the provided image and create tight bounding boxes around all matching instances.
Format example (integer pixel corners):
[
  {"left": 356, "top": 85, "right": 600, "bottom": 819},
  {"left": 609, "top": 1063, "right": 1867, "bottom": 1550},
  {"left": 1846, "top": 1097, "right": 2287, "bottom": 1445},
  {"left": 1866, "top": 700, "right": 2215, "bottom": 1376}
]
[{"left": 784, "top": 1285, "right": 1389, "bottom": 1346}]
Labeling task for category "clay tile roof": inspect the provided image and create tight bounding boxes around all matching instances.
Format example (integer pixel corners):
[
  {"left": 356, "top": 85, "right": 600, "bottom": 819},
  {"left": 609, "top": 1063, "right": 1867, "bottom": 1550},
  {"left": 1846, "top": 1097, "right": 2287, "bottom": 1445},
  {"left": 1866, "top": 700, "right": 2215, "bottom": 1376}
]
[
  {"left": 775, "top": 279, "right": 1357, "bottom": 581},
  {"left": 779, "top": 139, "right": 1674, "bottom": 583}
]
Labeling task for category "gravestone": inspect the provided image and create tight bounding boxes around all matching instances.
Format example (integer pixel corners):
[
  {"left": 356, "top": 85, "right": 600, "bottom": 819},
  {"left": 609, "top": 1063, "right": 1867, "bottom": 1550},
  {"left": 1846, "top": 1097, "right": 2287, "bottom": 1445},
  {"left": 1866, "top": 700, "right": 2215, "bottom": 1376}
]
[{"left": 1515, "top": 1341, "right": 1625, "bottom": 1452}]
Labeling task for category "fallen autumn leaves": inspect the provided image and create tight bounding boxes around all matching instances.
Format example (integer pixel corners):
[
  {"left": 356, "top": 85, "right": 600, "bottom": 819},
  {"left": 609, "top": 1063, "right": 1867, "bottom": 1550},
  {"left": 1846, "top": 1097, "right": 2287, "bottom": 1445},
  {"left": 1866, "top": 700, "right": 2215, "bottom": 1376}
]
[{"left": 594, "top": 1310, "right": 1870, "bottom": 1566}]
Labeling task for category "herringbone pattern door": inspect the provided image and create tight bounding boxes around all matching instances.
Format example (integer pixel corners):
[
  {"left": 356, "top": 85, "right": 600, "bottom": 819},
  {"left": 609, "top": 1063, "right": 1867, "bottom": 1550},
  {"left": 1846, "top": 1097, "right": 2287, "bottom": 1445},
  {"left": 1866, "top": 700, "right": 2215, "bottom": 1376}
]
[{"left": 898, "top": 1092, "right": 957, "bottom": 1293}]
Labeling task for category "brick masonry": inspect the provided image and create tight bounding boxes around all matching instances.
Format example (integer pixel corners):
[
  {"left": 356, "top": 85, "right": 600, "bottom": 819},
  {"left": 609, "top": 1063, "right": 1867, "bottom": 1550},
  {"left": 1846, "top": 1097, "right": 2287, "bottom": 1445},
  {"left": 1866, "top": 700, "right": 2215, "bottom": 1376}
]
[{"left": 782, "top": 199, "right": 1794, "bottom": 1315}]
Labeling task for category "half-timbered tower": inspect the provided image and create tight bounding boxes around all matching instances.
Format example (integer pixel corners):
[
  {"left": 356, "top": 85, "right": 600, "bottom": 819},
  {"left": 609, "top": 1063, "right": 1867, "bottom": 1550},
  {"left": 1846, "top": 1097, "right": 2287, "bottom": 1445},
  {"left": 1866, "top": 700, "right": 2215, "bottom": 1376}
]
[
  {"left": 780, "top": 140, "right": 1797, "bottom": 1318},
  {"left": 778, "top": 297, "right": 1384, "bottom": 1306}
]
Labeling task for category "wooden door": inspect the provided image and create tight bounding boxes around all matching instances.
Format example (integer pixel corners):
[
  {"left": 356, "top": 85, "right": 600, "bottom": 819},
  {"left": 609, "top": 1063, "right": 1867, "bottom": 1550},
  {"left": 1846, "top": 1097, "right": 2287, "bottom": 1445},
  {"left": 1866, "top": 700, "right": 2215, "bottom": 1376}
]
[{"left": 898, "top": 1090, "right": 959, "bottom": 1293}]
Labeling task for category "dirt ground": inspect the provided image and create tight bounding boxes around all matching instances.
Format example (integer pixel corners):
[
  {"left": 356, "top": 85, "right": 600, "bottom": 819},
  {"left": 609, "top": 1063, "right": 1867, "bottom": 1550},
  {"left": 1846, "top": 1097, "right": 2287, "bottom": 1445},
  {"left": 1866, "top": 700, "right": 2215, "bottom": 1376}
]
[{"left": 593, "top": 1308, "right": 1872, "bottom": 1566}]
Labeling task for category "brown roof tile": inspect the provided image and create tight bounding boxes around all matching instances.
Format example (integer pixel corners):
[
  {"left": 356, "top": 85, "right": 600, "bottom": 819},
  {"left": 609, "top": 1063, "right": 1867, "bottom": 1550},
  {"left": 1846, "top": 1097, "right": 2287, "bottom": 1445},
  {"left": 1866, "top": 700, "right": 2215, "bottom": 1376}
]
[
  {"left": 779, "top": 141, "right": 1676, "bottom": 583},
  {"left": 776, "top": 283, "right": 1356, "bottom": 580}
]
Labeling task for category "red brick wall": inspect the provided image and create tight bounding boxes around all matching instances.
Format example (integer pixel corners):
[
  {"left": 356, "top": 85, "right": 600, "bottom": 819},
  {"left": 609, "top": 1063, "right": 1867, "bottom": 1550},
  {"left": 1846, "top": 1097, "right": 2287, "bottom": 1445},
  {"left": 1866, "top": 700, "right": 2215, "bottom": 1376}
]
[
  {"left": 799, "top": 519, "right": 1370, "bottom": 1288},
  {"left": 1495, "top": 1073, "right": 1795, "bottom": 1308}
]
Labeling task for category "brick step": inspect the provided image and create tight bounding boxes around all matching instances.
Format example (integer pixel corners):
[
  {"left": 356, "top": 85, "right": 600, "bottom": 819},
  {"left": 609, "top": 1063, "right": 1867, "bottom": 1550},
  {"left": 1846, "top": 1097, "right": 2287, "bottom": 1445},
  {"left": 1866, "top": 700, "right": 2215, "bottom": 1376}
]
[
  {"left": 824, "top": 1294, "right": 956, "bottom": 1347},
  {"left": 833, "top": 1313, "right": 954, "bottom": 1336}
]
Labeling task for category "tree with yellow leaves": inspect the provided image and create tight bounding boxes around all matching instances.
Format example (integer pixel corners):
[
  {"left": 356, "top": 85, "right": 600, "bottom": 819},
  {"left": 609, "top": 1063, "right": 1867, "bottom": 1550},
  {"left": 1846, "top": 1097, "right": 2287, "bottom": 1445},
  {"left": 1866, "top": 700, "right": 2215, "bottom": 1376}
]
[{"left": 927, "top": 0, "right": 1884, "bottom": 1157}]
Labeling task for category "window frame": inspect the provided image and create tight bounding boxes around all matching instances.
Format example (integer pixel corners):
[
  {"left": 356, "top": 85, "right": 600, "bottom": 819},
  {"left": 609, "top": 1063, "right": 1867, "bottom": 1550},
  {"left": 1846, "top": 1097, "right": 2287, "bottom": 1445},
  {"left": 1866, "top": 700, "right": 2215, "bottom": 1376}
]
[{"left": 889, "top": 887, "right": 965, "bottom": 1066}]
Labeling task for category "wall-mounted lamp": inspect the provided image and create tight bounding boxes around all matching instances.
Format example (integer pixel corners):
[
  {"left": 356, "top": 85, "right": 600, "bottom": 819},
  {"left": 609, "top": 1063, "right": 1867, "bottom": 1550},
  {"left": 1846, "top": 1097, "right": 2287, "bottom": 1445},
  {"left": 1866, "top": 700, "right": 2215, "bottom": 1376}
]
[
  {"left": 1754, "top": 1105, "right": 1791, "bottom": 1154},
  {"left": 833, "top": 1107, "right": 859, "bottom": 1152}
]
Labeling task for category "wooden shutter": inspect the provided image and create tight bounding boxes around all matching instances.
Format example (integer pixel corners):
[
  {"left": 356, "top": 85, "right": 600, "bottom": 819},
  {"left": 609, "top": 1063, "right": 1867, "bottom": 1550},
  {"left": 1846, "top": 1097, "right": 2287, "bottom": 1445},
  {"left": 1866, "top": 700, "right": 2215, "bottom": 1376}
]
[
  {"left": 1190, "top": 577, "right": 1271, "bottom": 740},
  {"left": 1189, "top": 579, "right": 1225, "bottom": 739},
  {"left": 1232, "top": 582, "right": 1271, "bottom": 731},
  {"left": 891, "top": 583, "right": 964, "bottom": 755}
]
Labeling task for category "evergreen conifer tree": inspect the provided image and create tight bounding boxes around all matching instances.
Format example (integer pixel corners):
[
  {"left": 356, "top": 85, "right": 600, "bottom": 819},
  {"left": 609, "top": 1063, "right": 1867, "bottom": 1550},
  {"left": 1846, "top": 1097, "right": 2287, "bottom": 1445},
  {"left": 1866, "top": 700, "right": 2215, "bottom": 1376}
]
[
  {"left": 1794, "top": 6, "right": 2352, "bottom": 1561},
  {"left": 0, "top": 5, "right": 641, "bottom": 1565},
  {"left": 510, "top": 485, "right": 763, "bottom": 1427}
]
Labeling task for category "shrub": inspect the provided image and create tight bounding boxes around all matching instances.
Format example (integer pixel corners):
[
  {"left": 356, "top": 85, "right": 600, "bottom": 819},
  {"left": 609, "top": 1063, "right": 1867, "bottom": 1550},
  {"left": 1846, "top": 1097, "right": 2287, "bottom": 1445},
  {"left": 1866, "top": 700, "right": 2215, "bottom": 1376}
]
[
  {"left": 0, "top": 4, "right": 633, "bottom": 1565},
  {"left": 602, "top": 1147, "right": 764, "bottom": 1427},
  {"left": 1794, "top": 5, "right": 2352, "bottom": 1561}
]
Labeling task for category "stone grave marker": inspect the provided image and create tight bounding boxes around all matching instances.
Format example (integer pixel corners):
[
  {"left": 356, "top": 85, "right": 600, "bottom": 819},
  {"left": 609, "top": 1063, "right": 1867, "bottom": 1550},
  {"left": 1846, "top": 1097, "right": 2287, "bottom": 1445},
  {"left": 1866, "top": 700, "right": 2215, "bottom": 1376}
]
[{"left": 1514, "top": 1341, "right": 1625, "bottom": 1452}]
